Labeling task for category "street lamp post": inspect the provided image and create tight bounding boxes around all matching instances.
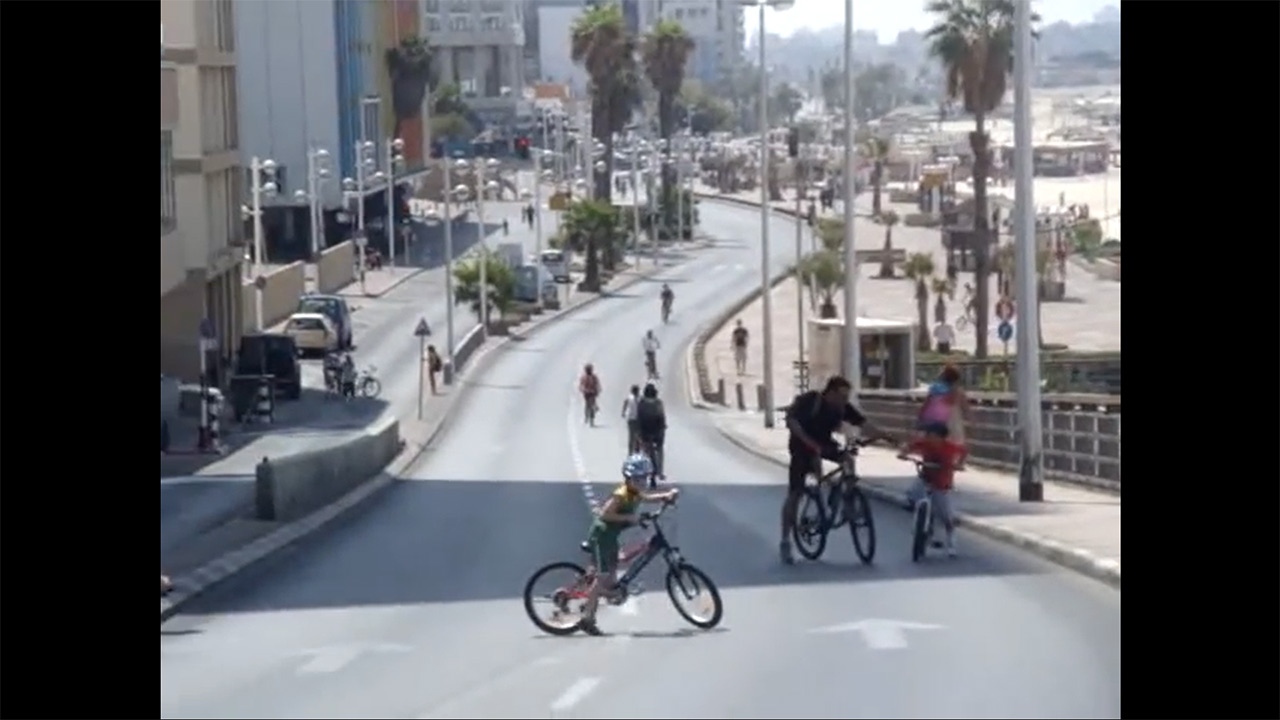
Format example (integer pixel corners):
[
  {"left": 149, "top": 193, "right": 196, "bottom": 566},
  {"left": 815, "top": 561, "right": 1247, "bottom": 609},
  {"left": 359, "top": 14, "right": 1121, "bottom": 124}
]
[
  {"left": 442, "top": 157, "right": 457, "bottom": 380},
  {"left": 630, "top": 142, "right": 642, "bottom": 265},
  {"left": 302, "top": 148, "right": 332, "bottom": 259},
  {"left": 841, "top": 0, "right": 861, "bottom": 391},
  {"left": 247, "top": 156, "right": 277, "bottom": 331},
  {"left": 675, "top": 136, "right": 686, "bottom": 252},
  {"left": 457, "top": 157, "right": 501, "bottom": 337},
  {"left": 794, "top": 149, "right": 807, "bottom": 383},
  {"left": 343, "top": 140, "right": 377, "bottom": 294},
  {"left": 384, "top": 137, "right": 405, "bottom": 269},
  {"left": 1012, "top": 0, "right": 1044, "bottom": 502},
  {"left": 520, "top": 153, "right": 553, "bottom": 312},
  {"left": 745, "top": 0, "right": 796, "bottom": 428}
]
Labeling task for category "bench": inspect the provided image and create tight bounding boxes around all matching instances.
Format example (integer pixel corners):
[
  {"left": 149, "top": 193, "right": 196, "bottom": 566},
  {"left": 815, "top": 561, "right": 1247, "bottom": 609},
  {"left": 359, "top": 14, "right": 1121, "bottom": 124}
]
[{"left": 853, "top": 248, "right": 907, "bottom": 265}]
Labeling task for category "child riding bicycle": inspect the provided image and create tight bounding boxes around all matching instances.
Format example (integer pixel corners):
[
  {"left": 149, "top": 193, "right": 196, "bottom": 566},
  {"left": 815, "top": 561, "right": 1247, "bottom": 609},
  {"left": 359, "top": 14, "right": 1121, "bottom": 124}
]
[{"left": 899, "top": 426, "right": 967, "bottom": 557}]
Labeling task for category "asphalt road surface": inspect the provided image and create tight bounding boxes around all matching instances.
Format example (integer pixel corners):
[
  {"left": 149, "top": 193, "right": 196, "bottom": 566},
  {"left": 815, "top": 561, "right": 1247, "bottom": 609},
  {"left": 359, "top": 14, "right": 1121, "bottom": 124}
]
[{"left": 161, "top": 200, "right": 1120, "bottom": 719}]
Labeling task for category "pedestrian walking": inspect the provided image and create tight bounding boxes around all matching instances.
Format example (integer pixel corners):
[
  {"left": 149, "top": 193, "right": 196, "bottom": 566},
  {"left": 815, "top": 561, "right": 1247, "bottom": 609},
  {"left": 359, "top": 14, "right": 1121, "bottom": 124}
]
[
  {"left": 731, "top": 319, "right": 749, "bottom": 375},
  {"left": 621, "top": 384, "right": 641, "bottom": 453},
  {"left": 426, "top": 345, "right": 443, "bottom": 394},
  {"left": 933, "top": 319, "right": 955, "bottom": 354}
]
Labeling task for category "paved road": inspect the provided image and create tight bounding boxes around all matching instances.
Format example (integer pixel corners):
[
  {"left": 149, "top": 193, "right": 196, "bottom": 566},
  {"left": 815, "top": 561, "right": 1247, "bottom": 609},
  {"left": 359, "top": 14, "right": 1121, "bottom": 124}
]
[{"left": 160, "top": 201, "right": 1120, "bottom": 719}]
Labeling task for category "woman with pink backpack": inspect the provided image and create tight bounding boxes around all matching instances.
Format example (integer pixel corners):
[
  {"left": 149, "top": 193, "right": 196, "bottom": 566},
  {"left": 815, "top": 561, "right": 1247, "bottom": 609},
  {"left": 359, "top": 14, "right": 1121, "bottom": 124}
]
[{"left": 916, "top": 364, "right": 968, "bottom": 463}]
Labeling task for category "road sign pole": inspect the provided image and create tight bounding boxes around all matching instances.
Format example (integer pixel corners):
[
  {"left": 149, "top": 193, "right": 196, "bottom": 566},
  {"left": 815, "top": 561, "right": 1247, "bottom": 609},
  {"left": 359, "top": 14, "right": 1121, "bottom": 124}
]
[{"left": 417, "top": 334, "right": 425, "bottom": 420}]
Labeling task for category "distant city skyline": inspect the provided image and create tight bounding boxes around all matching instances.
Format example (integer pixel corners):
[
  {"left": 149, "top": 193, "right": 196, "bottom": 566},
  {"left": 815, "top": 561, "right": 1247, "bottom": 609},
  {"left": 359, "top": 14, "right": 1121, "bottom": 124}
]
[{"left": 745, "top": 0, "right": 1119, "bottom": 44}]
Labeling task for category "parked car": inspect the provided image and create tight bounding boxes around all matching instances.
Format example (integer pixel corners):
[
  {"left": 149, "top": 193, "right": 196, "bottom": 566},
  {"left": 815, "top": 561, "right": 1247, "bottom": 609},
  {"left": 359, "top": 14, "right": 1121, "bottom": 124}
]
[
  {"left": 514, "top": 264, "right": 559, "bottom": 305},
  {"left": 284, "top": 312, "right": 338, "bottom": 356},
  {"left": 539, "top": 249, "right": 570, "bottom": 283},
  {"left": 235, "top": 333, "right": 302, "bottom": 400},
  {"left": 297, "top": 294, "right": 354, "bottom": 349}
]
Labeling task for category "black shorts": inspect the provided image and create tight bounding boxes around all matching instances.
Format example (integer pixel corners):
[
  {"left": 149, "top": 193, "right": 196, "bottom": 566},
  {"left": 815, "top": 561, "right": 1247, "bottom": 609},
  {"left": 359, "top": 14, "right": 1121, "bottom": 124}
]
[{"left": 787, "top": 445, "right": 841, "bottom": 493}]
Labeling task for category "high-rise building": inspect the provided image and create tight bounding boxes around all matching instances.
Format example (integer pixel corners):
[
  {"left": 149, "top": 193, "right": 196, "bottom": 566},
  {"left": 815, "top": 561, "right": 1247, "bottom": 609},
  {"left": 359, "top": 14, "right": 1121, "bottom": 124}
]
[
  {"left": 160, "top": 0, "right": 248, "bottom": 381},
  {"left": 637, "top": 0, "right": 744, "bottom": 91},
  {"left": 422, "top": 0, "right": 527, "bottom": 128}
]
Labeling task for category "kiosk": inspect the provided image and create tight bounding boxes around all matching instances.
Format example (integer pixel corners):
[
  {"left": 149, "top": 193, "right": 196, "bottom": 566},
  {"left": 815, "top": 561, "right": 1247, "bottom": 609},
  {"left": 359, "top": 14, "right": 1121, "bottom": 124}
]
[{"left": 807, "top": 317, "right": 917, "bottom": 391}]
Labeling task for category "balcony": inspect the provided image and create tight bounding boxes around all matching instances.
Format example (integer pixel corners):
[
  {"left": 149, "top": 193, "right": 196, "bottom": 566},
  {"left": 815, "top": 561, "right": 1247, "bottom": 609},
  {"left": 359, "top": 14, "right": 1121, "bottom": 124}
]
[{"left": 161, "top": 63, "right": 179, "bottom": 128}]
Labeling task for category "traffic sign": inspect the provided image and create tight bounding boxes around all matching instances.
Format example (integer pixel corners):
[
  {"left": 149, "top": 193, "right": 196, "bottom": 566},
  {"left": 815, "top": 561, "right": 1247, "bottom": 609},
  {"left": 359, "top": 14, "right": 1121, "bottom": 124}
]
[
  {"left": 254, "top": 275, "right": 267, "bottom": 290},
  {"left": 414, "top": 317, "right": 432, "bottom": 337},
  {"left": 997, "top": 321, "right": 1013, "bottom": 343},
  {"left": 995, "top": 296, "right": 1015, "bottom": 322}
]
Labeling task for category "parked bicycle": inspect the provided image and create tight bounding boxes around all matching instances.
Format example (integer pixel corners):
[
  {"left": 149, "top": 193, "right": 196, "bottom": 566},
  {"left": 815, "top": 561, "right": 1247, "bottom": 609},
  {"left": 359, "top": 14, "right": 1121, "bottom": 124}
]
[
  {"left": 522, "top": 501, "right": 722, "bottom": 636},
  {"left": 792, "top": 438, "right": 877, "bottom": 564}
]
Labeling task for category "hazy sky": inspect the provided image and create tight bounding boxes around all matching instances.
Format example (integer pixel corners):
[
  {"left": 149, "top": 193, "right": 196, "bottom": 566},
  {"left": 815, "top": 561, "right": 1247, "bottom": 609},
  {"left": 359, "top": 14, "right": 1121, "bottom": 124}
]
[{"left": 744, "top": 0, "right": 1116, "bottom": 43}]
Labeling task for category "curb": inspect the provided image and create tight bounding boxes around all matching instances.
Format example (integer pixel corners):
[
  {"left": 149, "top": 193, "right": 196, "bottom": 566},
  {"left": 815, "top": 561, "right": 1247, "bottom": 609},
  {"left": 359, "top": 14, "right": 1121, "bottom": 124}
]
[
  {"left": 710, "top": 422, "right": 1121, "bottom": 590},
  {"left": 161, "top": 248, "right": 700, "bottom": 621}
]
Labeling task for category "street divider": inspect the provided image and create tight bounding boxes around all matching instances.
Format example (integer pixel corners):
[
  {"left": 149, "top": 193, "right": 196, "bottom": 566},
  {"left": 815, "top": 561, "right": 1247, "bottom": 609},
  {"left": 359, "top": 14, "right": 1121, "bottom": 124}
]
[{"left": 254, "top": 417, "right": 403, "bottom": 522}]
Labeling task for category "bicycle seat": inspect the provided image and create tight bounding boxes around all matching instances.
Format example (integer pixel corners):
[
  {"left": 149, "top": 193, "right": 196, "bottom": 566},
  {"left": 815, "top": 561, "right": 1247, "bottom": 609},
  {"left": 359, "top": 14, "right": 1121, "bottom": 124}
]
[{"left": 579, "top": 540, "right": 592, "bottom": 553}]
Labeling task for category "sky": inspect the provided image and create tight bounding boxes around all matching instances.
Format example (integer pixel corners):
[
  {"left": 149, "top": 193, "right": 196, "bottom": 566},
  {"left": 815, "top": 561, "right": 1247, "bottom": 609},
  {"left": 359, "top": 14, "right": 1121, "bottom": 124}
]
[{"left": 743, "top": 0, "right": 1117, "bottom": 44}]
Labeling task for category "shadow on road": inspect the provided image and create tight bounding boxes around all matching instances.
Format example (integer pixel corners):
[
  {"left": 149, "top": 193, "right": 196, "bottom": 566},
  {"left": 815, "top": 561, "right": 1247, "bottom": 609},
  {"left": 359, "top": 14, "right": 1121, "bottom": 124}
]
[{"left": 175, "top": 477, "right": 1053, "bottom": 618}]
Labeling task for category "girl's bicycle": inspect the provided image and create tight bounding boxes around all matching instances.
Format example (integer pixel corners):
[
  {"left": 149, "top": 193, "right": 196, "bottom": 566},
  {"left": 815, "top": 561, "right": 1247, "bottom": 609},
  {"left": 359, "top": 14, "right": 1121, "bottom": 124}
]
[
  {"left": 522, "top": 501, "right": 723, "bottom": 635},
  {"left": 792, "top": 439, "right": 877, "bottom": 564},
  {"left": 902, "top": 457, "right": 943, "bottom": 562}
]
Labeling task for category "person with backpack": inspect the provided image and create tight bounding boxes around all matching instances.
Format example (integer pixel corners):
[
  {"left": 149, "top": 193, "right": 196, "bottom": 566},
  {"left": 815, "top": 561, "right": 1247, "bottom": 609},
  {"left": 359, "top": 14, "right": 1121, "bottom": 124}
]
[{"left": 635, "top": 383, "right": 667, "bottom": 487}]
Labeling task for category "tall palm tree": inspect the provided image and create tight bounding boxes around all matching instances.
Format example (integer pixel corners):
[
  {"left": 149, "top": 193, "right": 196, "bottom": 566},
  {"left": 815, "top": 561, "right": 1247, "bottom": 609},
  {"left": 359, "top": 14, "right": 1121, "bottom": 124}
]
[
  {"left": 877, "top": 209, "right": 900, "bottom": 278},
  {"left": 571, "top": 3, "right": 641, "bottom": 202},
  {"left": 384, "top": 36, "right": 433, "bottom": 142},
  {"left": 641, "top": 19, "right": 695, "bottom": 202},
  {"left": 864, "top": 136, "right": 891, "bottom": 216},
  {"left": 560, "top": 198, "right": 618, "bottom": 292},
  {"left": 925, "top": 0, "right": 1036, "bottom": 358},
  {"left": 901, "top": 252, "right": 936, "bottom": 351}
]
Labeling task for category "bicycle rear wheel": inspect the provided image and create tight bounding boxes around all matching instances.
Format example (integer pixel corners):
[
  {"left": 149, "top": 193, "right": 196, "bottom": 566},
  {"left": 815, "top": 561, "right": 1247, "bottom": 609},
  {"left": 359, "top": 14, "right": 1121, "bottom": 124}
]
[
  {"left": 792, "top": 487, "right": 828, "bottom": 560},
  {"left": 523, "top": 561, "right": 591, "bottom": 635},
  {"left": 665, "top": 563, "right": 723, "bottom": 629},
  {"left": 911, "top": 502, "right": 929, "bottom": 563},
  {"left": 360, "top": 377, "right": 382, "bottom": 398},
  {"left": 845, "top": 487, "right": 876, "bottom": 564}
]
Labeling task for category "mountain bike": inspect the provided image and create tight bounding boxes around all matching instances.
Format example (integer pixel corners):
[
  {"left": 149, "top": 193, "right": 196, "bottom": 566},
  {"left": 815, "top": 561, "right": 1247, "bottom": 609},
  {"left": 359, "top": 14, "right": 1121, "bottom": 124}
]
[
  {"left": 792, "top": 438, "right": 877, "bottom": 564},
  {"left": 522, "top": 501, "right": 722, "bottom": 635},
  {"left": 901, "top": 457, "right": 943, "bottom": 562}
]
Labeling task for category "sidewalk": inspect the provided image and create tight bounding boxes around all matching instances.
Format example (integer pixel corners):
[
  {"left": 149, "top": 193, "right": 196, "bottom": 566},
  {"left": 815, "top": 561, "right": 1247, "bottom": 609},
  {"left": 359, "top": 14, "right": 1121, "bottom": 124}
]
[
  {"left": 695, "top": 184, "right": 1121, "bottom": 354},
  {"left": 710, "top": 409, "right": 1121, "bottom": 587}
]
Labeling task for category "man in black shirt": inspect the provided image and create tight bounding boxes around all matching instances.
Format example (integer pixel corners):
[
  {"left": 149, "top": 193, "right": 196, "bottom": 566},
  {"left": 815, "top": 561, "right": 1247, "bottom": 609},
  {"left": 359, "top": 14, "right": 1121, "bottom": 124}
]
[{"left": 781, "top": 375, "right": 896, "bottom": 564}]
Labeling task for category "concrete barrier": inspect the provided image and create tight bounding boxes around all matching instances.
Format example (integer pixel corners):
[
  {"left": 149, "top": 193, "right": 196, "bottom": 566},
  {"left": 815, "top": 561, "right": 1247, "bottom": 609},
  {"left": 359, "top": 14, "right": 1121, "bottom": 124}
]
[
  {"left": 316, "top": 241, "right": 356, "bottom": 294},
  {"left": 447, "top": 324, "right": 486, "bottom": 382},
  {"left": 242, "top": 261, "right": 306, "bottom": 329},
  {"left": 253, "top": 417, "right": 403, "bottom": 523}
]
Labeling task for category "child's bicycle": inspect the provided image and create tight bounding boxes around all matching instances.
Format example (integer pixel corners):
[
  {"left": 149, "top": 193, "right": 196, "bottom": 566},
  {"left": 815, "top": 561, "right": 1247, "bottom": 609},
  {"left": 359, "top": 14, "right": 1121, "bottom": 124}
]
[
  {"left": 521, "top": 501, "right": 723, "bottom": 635},
  {"left": 899, "top": 456, "right": 943, "bottom": 562}
]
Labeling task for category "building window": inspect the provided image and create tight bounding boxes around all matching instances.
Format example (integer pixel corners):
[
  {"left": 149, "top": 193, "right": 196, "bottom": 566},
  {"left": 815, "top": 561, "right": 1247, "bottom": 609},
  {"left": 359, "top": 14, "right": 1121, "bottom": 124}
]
[
  {"left": 425, "top": 0, "right": 440, "bottom": 11},
  {"left": 161, "top": 131, "right": 177, "bottom": 233},
  {"left": 478, "top": 0, "right": 503, "bottom": 12},
  {"left": 447, "top": 0, "right": 470, "bottom": 12},
  {"left": 205, "top": 168, "right": 242, "bottom": 252},
  {"left": 426, "top": 16, "right": 441, "bottom": 32},
  {"left": 480, "top": 14, "right": 503, "bottom": 31},
  {"left": 214, "top": 0, "right": 235, "bottom": 52},
  {"left": 200, "top": 67, "right": 239, "bottom": 154},
  {"left": 449, "top": 14, "right": 472, "bottom": 32}
]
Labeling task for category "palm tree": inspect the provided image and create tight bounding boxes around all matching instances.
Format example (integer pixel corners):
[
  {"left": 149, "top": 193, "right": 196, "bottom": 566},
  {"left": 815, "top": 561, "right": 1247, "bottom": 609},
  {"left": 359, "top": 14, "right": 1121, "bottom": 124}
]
[
  {"left": 877, "top": 210, "right": 900, "bottom": 278},
  {"left": 560, "top": 199, "right": 619, "bottom": 292},
  {"left": 572, "top": 3, "right": 641, "bottom": 202},
  {"left": 901, "top": 252, "right": 935, "bottom": 351},
  {"left": 384, "top": 36, "right": 433, "bottom": 142},
  {"left": 864, "top": 136, "right": 891, "bottom": 216},
  {"left": 925, "top": 0, "right": 1037, "bottom": 358},
  {"left": 798, "top": 250, "right": 844, "bottom": 318},
  {"left": 641, "top": 20, "right": 695, "bottom": 202},
  {"left": 454, "top": 252, "right": 516, "bottom": 323}
]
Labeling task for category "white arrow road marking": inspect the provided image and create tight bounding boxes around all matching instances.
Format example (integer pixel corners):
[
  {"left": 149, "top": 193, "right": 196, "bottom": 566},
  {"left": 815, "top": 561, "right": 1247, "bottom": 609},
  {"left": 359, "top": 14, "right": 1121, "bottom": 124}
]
[
  {"left": 293, "top": 642, "right": 412, "bottom": 675},
  {"left": 809, "top": 619, "right": 943, "bottom": 650},
  {"left": 550, "top": 677, "right": 602, "bottom": 714}
]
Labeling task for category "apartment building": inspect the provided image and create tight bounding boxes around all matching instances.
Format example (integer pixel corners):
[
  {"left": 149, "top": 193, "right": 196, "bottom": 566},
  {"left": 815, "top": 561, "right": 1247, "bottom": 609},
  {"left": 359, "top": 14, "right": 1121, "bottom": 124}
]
[
  {"left": 422, "top": 0, "right": 526, "bottom": 127},
  {"left": 638, "top": 0, "right": 744, "bottom": 91},
  {"left": 160, "top": 0, "right": 246, "bottom": 382}
]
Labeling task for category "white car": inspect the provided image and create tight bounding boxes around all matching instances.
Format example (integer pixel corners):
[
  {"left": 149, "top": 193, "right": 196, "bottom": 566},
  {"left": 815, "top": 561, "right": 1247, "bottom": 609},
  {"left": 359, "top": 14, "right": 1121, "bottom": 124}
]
[
  {"left": 283, "top": 312, "right": 338, "bottom": 356},
  {"left": 539, "top": 249, "right": 570, "bottom": 283}
]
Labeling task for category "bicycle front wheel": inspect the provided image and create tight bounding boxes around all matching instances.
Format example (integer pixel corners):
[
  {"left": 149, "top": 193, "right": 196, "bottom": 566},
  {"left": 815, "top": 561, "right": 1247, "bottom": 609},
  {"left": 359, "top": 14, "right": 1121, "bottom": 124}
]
[
  {"left": 523, "top": 561, "right": 591, "bottom": 636},
  {"left": 845, "top": 487, "right": 876, "bottom": 564},
  {"left": 792, "top": 487, "right": 828, "bottom": 560},
  {"left": 911, "top": 502, "right": 929, "bottom": 563},
  {"left": 665, "top": 563, "right": 723, "bottom": 629},
  {"left": 361, "top": 377, "right": 382, "bottom": 398}
]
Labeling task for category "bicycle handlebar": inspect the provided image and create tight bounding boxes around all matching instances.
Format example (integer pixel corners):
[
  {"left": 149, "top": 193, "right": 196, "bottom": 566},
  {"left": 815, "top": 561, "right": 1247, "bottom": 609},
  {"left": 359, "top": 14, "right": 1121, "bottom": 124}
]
[
  {"left": 638, "top": 499, "right": 677, "bottom": 527},
  {"left": 897, "top": 454, "right": 942, "bottom": 471}
]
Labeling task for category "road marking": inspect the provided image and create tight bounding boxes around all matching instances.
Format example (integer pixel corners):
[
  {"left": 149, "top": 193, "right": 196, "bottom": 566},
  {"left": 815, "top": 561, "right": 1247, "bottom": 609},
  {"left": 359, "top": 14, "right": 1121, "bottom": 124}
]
[
  {"left": 566, "top": 381, "right": 596, "bottom": 511},
  {"left": 549, "top": 677, "right": 602, "bottom": 713},
  {"left": 618, "top": 598, "right": 640, "bottom": 616},
  {"left": 809, "top": 619, "right": 943, "bottom": 650}
]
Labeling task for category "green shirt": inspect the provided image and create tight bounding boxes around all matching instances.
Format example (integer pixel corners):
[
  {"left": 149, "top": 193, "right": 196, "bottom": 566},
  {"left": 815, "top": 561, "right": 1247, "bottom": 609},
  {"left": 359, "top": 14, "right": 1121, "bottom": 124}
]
[{"left": 589, "top": 483, "right": 642, "bottom": 537}]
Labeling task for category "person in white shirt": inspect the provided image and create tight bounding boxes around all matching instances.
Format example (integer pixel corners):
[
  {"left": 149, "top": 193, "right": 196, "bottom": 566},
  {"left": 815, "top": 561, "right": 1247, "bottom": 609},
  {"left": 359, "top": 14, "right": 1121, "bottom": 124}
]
[
  {"left": 642, "top": 330, "right": 661, "bottom": 379},
  {"left": 621, "top": 384, "right": 641, "bottom": 453},
  {"left": 933, "top": 320, "right": 955, "bottom": 354}
]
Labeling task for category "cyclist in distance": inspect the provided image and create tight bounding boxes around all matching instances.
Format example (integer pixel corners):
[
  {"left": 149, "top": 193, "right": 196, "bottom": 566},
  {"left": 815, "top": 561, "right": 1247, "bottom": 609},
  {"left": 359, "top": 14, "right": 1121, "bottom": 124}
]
[
  {"left": 899, "top": 425, "right": 967, "bottom": 556},
  {"left": 660, "top": 283, "right": 675, "bottom": 321},
  {"left": 782, "top": 375, "right": 897, "bottom": 565},
  {"left": 642, "top": 330, "right": 661, "bottom": 378},
  {"left": 579, "top": 363, "right": 601, "bottom": 421},
  {"left": 579, "top": 454, "right": 680, "bottom": 636}
]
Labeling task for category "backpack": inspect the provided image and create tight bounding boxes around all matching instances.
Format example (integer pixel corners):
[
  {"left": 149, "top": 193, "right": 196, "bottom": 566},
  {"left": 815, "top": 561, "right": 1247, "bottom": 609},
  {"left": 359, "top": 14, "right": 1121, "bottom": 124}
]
[{"left": 636, "top": 398, "right": 664, "bottom": 435}]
